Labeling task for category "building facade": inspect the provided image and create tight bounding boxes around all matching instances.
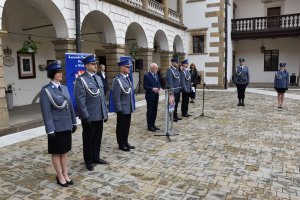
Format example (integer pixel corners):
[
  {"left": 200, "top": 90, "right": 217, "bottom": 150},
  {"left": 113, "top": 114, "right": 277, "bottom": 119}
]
[{"left": 0, "top": 0, "right": 185, "bottom": 129}]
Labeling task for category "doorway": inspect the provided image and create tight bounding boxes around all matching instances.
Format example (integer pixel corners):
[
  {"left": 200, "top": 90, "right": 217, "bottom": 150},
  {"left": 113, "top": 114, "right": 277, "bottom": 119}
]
[{"left": 267, "top": 7, "right": 281, "bottom": 29}]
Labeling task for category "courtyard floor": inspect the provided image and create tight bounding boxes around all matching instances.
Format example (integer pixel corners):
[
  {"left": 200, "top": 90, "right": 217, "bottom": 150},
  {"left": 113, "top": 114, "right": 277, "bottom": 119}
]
[{"left": 1, "top": 89, "right": 300, "bottom": 200}]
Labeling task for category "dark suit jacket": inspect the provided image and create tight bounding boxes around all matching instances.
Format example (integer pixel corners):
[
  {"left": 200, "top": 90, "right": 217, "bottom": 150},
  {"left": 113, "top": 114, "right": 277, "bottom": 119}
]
[
  {"left": 143, "top": 72, "right": 161, "bottom": 101},
  {"left": 97, "top": 71, "right": 108, "bottom": 94}
]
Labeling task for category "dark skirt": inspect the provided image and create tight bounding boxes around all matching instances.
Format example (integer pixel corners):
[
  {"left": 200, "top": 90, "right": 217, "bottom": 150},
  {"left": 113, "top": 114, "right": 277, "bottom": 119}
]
[
  {"left": 275, "top": 88, "right": 287, "bottom": 93},
  {"left": 48, "top": 130, "right": 72, "bottom": 154}
]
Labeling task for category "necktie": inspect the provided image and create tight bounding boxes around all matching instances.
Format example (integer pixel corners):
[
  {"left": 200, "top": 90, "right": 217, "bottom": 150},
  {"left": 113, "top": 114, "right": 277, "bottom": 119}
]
[
  {"left": 58, "top": 85, "right": 62, "bottom": 92},
  {"left": 93, "top": 75, "right": 99, "bottom": 88},
  {"left": 153, "top": 74, "right": 157, "bottom": 82},
  {"left": 126, "top": 77, "right": 131, "bottom": 86}
]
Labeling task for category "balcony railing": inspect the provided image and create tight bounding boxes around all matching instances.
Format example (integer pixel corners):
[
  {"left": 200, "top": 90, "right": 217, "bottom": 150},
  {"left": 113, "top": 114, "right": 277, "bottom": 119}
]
[
  {"left": 232, "top": 13, "right": 300, "bottom": 39},
  {"left": 121, "top": 0, "right": 143, "bottom": 8},
  {"left": 119, "top": 0, "right": 182, "bottom": 24},
  {"left": 168, "top": 8, "right": 181, "bottom": 23},
  {"left": 149, "top": 0, "right": 165, "bottom": 16}
]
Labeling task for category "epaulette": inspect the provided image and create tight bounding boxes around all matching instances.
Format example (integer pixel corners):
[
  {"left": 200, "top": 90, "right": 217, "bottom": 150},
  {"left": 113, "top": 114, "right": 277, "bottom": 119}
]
[{"left": 42, "top": 83, "right": 50, "bottom": 88}]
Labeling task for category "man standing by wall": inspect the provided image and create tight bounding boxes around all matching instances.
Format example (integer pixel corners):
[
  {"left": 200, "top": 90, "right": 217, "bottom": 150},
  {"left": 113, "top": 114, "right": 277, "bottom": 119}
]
[
  {"left": 166, "top": 58, "right": 182, "bottom": 122},
  {"left": 97, "top": 64, "right": 108, "bottom": 97},
  {"left": 75, "top": 55, "right": 108, "bottom": 171},
  {"left": 112, "top": 60, "right": 135, "bottom": 152},
  {"left": 180, "top": 59, "right": 192, "bottom": 117},
  {"left": 143, "top": 63, "right": 162, "bottom": 132}
]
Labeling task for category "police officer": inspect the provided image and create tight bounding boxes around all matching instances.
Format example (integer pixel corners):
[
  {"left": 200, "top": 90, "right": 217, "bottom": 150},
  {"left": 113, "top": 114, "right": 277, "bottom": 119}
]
[
  {"left": 180, "top": 59, "right": 192, "bottom": 117},
  {"left": 274, "top": 63, "right": 289, "bottom": 108},
  {"left": 112, "top": 60, "right": 135, "bottom": 152},
  {"left": 166, "top": 57, "right": 182, "bottom": 122},
  {"left": 234, "top": 58, "right": 250, "bottom": 106},
  {"left": 75, "top": 55, "right": 108, "bottom": 171},
  {"left": 40, "top": 61, "right": 77, "bottom": 187},
  {"left": 143, "top": 63, "right": 162, "bottom": 132}
]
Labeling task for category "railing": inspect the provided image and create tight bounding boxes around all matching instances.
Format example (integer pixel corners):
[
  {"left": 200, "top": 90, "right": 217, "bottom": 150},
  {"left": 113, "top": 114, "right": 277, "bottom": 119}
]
[
  {"left": 148, "top": 0, "right": 165, "bottom": 17},
  {"left": 232, "top": 13, "right": 300, "bottom": 32},
  {"left": 168, "top": 8, "right": 181, "bottom": 23},
  {"left": 121, "top": 0, "right": 143, "bottom": 8}
]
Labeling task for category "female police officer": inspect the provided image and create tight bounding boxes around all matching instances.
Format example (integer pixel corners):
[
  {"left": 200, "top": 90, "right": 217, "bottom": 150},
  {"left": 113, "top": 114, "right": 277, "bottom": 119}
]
[
  {"left": 40, "top": 61, "right": 77, "bottom": 187},
  {"left": 274, "top": 63, "right": 289, "bottom": 108}
]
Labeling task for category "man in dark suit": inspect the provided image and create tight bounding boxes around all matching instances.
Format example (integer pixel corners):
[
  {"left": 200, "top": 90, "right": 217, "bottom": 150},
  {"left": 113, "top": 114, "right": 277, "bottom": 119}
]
[
  {"left": 143, "top": 63, "right": 162, "bottom": 132},
  {"left": 97, "top": 64, "right": 108, "bottom": 97}
]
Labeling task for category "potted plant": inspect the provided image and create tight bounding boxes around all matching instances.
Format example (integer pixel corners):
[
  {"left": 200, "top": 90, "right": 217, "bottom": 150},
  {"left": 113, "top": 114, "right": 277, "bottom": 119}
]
[
  {"left": 18, "top": 36, "right": 40, "bottom": 54},
  {"left": 5, "top": 83, "right": 14, "bottom": 110}
]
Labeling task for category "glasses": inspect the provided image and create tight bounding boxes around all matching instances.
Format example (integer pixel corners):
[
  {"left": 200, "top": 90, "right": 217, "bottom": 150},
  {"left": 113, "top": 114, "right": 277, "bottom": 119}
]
[{"left": 125, "top": 65, "right": 130, "bottom": 68}]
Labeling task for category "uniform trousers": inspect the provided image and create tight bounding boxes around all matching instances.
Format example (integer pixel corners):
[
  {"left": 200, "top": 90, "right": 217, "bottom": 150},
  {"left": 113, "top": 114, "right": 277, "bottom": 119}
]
[
  {"left": 236, "top": 84, "right": 248, "bottom": 99},
  {"left": 181, "top": 92, "right": 190, "bottom": 115},
  {"left": 146, "top": 96, "right": 159, "bottom": 129},
  {"left": 174, "top": 92, "right": 180, "bottom": 118},
  {"left": 82, "top": 120, "right": 103, "bottom": 165},
  {"left": 116, "top": 113, "right": 131, "bottom": 147}
]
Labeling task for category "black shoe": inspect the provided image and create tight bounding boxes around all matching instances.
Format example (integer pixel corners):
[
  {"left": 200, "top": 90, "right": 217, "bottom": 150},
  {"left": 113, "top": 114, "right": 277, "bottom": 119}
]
[
  {"left": 93, "top": 159, "right": 108, "bottom": 165},
  {"left": 66, "top": 180, "right": 74, "bottom": 185},
  {"left": 177, "top": 117, "right": 183, "bottom": 120},
  {"left": 242, "top": 103, "right": 245, "bottom": 106},
  {"left": 148, "top": 127, "right": 156, "bottom": 132},
  {"left": 190, "top": 100, "right": 194, "bottom": 103},
  {"left": 86, "top": 164, "right": 94, "bottom": 171},
  {"left": 56, "top": 176, "right": 68, "bottom": 187},
  {"left": 153, "top": 125, "right": 160, "bottom": 130},
  {"left": 182, "top": 114, "right": 190, "bottom": 117},
  {"left": 126, "top": 143, "right": 135, "bottom": 149},
  {"left": 173, "top": 118, "right": 178, "bottom": 122},
  {"left": 237, "top": 102, "right": 242, "bottom": 106},
  {"left": 119, "top": 146, "right": 130, "bottom": 152}
]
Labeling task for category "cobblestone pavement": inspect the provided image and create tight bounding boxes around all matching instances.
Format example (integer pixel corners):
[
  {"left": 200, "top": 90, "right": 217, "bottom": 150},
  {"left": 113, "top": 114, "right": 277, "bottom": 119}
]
[{"left": 1, "top": 90, "right": 300, "bottom": 200}]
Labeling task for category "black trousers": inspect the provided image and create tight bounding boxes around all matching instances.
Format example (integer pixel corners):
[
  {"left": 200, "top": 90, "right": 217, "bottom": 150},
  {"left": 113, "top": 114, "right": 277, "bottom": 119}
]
[
  {"left": 116, "top": 113, "right": 131, "bottom": 147},
  {"left": 181, "top": 92, "right": 190, "bottom": 115},
  {"left": 82, "top": 120, "right": 103, "bottom": 165},
  {"left": 146, "top": 96, "right": 158, "bottom": 128},
  {"left": 174, "top": 92, "right": 180, "bottom": 118},
  {"left": 236, "top": 84, "right": 248, "bottom": 99}
]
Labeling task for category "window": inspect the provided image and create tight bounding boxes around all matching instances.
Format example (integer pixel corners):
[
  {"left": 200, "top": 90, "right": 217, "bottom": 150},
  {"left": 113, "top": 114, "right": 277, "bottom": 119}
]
[
  {"left": 193, "top": 35, "right": 205, "bottom": 53},
  {"left": 188, "top": 28, "right": 207, "bottom": 55},
  {"left": 264, "top": 50, "right": 279, "bottom": 71}
]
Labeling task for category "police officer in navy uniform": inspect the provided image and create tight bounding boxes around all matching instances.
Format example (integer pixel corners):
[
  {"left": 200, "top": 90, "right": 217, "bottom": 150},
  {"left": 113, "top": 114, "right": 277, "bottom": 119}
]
[
  {"left": 234, "top": 58, "right": 250, "bottom": 106},
  {"left": 166, "top": 57, "right": 182, "bottom": 122},
  {"left": 40, "top": 61, "right": 77, "bottom": 187},
  {"left": 274, "top": 63, "right": 289, "bottom": 108},
  {"left": 74, "top": 55, "right": 108, "bottom": 171},
  {"left": 143, "top": 63, "right": 162, "bottom": 132},
  {"left": 180, "top": 59, "right": 192, "bottom": 117},
  {"left": 112, "top": 60, "right": 135, "bottom": 152}
]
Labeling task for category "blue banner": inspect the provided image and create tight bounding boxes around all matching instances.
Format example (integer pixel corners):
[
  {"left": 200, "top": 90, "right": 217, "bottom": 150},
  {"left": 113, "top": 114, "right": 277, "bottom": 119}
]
[
  {"left": 109, "top": 56, "right": 136, "bottom": 112},
  {"left": 65, "top": 53, "right": 89, "bottom": 113}
]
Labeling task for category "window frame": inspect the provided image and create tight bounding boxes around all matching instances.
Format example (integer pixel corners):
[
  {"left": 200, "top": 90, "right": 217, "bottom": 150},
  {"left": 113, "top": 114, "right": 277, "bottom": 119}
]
[
  {"left": 188, "top": 28, "right": 208, "bottom": 55},
  {"left": 264, "top": 49, "right": 279, "bottom": 71}
]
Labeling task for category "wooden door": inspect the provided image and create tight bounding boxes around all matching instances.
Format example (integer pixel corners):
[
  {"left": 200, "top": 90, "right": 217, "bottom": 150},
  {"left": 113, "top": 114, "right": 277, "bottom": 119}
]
[{"left": 267, "top": 7, "right": 281, "bottom": 29}]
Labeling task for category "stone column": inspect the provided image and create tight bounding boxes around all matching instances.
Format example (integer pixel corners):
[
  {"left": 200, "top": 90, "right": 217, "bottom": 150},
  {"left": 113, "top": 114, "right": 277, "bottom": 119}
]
[
  {"left": 137, "top": 48, "right": 154, "bottom": 92},
  {"left": 103, "top": 44, "right": 125, "bottom": 90},
  {"left": 0, "top": 31, "right": 9, "bottom": 130},
  {"left": 160, "top": 50, "right": 173, "bottom": 75},
  {"left": 162, "top": 0, "right": 169, "bottom": 19},
  {"left": 52, "top": 39, "right": 76, "bottom": 83},
  {"left": 177, "top": 0, "right": 183, "bottom": 24},
  {"left": 142, "top": 0, "right": 149, "bottom": 11}
]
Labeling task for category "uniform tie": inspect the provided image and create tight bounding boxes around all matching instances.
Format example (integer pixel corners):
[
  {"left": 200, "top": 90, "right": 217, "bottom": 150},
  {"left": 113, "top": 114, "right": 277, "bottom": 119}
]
[
  {"left": 126, "top": 76, "right": 131, "bottom": 86},
  {"left": 93, "top": 75, "right": 99, "bottom": 88},
  {"left": 58, "top": 85, "right": 62, "bottom": 92}
]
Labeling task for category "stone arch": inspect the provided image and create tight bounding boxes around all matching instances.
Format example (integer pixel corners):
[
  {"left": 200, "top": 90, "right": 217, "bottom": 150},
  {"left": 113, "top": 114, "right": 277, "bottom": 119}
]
[
  {"left": 153, "top": 29, "right": 169, "bottom": 51},
  {"left": 1, "top": 0, "right": 69, "bottom": 38},
  {"left": 125, "top": 22, "right": 148, "bottom": 49},
  {"left": 173, "top": 35, "right": 184, "bottom": 53}
]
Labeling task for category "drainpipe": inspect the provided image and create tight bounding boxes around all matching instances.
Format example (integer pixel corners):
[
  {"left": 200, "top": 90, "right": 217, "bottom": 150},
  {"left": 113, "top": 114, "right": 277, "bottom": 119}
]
[
  {"left": 75, "top": 0, "right": 81, "bottom": 53},
  {"left": 224, "top": 0, "right": 229, "bottom": 89}
]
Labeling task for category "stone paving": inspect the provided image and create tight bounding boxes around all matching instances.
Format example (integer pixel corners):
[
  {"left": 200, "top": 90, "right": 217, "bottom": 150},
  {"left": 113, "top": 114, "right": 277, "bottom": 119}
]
[{"left": 1, "top": 90, "right": 300, "bottom": 200}]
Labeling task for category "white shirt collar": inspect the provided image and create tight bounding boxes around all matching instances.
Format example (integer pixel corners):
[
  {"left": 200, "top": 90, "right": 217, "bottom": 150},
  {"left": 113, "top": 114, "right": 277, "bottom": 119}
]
[
  {"left": 120, "top": 73, "right": 128, "bottom": 78},
  {"left": 51, "top": 81, "right": 60, "bottom": 88},
  {"left": 87, "top": 70, "right": 96, "bottom": 77}
]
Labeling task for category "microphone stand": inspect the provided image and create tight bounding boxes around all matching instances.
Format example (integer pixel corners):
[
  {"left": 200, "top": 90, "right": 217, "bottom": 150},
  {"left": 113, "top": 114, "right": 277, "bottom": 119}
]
[{"left": 194, "top": 77, "right": 214, "bottom": 119}]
